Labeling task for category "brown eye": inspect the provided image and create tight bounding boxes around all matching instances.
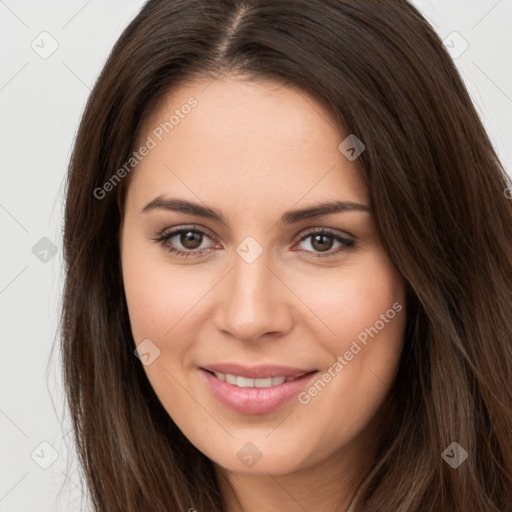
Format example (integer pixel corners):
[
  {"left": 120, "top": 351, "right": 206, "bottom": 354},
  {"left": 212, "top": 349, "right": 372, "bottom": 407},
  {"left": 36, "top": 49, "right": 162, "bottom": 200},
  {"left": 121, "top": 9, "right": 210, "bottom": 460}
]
[
  {"left": 152, "top": 225, "right": 217, "bottom": 258},
  {"left": 296, "top": 229, "right": 355, "bottom": 258}
]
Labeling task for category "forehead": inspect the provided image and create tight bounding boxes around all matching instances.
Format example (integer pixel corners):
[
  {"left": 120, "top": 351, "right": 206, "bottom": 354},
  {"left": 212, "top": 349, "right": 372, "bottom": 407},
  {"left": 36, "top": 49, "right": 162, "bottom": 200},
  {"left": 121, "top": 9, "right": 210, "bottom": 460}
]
[{"left": 127, "top": 75, "right": 369, "bottom": 211}]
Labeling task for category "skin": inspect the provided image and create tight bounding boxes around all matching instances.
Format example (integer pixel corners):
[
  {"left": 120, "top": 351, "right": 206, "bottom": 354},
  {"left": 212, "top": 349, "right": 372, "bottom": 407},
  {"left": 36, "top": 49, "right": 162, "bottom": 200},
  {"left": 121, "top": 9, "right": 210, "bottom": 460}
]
[{"left": 120, "top": 74, "right": 407, "bottom": 512}]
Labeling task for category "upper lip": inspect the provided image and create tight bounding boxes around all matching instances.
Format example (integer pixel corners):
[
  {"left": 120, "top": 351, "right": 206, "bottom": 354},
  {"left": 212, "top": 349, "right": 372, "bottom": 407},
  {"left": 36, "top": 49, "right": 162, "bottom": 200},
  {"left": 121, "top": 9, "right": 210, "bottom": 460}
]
[{"left": 201, "top": 363, "right": 317, "bottom": 379}]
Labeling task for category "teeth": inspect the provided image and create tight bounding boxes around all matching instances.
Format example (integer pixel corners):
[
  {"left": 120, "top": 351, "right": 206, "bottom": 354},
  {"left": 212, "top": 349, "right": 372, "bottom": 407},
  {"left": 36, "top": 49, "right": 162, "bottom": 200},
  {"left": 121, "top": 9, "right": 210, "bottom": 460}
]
[
  {"left": 237, "top": 376, "right": 255, "bottom": 387},
  {"left": 225, "top": 373, "right": 237, "bottom": 385},
  {"left": 212, "top": 372, "right": 293, "bottom": 388},
  {"left": 255, "top": 377, "right": 272, "bottom": 387},
  {"left": 271, "top": 376, "right": 287, "bottom": 386}
]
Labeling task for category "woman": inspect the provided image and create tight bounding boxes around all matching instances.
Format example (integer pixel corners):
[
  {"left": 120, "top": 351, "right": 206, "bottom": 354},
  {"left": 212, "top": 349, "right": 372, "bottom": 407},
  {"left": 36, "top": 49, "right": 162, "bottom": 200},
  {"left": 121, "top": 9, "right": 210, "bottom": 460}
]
[{"left": 61, "top": 0, "right": 512, "bottom": 510}]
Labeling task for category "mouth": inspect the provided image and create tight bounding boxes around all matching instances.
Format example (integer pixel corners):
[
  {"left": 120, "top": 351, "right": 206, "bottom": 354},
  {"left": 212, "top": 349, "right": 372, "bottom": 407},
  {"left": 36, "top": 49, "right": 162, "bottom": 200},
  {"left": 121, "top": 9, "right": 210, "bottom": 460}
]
[{"left": 199, "top": 365, "right": 318, "bottom": 414}]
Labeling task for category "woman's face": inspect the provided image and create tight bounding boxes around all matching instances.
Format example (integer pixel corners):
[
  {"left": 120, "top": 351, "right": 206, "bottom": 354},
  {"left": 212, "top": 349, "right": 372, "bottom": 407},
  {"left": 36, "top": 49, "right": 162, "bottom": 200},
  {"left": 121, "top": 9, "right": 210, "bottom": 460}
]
[{"left": 120, "top": 75, "right": 407, "bottom": 477}]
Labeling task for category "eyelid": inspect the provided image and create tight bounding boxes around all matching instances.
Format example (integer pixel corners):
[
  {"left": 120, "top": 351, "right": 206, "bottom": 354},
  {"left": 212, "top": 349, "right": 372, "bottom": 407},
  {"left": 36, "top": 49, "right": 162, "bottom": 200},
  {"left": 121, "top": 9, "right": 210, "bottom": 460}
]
[
  {"left": 294, "top": 226, "right": 352, "bottom": 243},
  {"left": 158, "top": 223, "right": 218, "bottom": 242}
]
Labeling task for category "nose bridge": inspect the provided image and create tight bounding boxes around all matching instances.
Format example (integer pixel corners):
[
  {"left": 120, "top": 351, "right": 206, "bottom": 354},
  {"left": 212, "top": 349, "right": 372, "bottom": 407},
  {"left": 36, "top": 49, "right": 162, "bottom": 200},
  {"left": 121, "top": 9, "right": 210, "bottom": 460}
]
[
  {"left": 232, "top": 248, "right": 271, "bottom": 306},
  {"left": 214, "top": 240, "right": 292, "bottom": 341}
]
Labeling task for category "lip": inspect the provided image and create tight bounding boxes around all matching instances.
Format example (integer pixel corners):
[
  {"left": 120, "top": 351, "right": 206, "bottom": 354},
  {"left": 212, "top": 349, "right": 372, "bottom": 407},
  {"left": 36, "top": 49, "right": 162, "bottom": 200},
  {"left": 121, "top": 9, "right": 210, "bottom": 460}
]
[{"left": 199, "top": 366, "right": 318, "bottom": 415}]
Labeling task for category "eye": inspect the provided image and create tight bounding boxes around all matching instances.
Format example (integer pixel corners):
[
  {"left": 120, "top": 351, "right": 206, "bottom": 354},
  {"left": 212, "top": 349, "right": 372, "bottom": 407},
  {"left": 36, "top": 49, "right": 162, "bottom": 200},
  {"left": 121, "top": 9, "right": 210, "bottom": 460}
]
[
  {"left": 152, "top": 225, "right": 217, "bottom": 258},
  {"left": 152, "top": 225, "right": 355, "bottom": 259},
  {"left": 294, "top": 228, "right": 355, "bottom": 258}
]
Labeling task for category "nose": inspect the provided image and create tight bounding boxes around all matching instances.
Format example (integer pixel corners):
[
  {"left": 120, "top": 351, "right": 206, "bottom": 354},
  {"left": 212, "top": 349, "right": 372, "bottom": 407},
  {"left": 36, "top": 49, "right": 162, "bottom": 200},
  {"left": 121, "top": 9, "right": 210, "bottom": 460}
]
[{"left": 213, "top": 248, "right": 294, "bottom": 343}]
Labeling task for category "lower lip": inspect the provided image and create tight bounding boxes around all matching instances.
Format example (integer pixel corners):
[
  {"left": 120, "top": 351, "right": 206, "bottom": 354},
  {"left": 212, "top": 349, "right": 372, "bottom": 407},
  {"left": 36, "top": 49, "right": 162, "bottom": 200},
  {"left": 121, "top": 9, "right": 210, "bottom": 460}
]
[{"left": 200, "top": 368, "right": 318, "bottom": 415}]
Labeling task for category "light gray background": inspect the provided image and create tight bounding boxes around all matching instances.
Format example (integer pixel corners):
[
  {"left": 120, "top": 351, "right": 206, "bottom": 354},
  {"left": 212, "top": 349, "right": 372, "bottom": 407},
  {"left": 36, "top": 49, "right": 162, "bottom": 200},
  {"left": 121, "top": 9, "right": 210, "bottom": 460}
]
[{"left": 1, "top": 1, "right": 511, "bottom": 511}]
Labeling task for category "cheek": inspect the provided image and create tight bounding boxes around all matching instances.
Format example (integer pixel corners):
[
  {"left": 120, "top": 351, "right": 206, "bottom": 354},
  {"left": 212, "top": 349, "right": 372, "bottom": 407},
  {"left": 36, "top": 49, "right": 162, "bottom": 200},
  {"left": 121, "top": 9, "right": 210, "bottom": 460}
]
[
  {"left": 291, "top": 249, "right": 405, "bottom": 351},
  {"left": 121, "top": 232, "right": 211, "bottom": 345},
  {"left": 294, "top": 252, "right": 406, "bottom": 428},
  {"left": 292, "top": 249, "right": 407, "bottom": 414}
]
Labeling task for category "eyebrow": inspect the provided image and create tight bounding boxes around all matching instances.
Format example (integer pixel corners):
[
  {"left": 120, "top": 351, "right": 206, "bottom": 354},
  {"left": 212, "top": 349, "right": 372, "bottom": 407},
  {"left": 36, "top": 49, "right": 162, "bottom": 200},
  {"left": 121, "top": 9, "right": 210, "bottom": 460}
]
[{"left": 141, "top": 196, "right": 371, "bottom": 225}]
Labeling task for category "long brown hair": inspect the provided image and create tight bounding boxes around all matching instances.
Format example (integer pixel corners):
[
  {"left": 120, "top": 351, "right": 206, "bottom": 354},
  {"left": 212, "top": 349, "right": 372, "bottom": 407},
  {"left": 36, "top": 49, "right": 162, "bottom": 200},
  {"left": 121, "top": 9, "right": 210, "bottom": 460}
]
[{"left": 61, "top": 0, "right": 512, "bottom": 510}]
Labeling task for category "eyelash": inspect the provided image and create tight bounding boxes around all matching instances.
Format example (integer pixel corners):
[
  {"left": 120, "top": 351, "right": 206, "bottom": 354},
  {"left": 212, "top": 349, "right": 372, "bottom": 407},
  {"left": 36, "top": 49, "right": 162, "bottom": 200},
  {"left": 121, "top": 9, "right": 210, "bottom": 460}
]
[{"left": 152, "top": 224, "right": 355, "bottom": 259}]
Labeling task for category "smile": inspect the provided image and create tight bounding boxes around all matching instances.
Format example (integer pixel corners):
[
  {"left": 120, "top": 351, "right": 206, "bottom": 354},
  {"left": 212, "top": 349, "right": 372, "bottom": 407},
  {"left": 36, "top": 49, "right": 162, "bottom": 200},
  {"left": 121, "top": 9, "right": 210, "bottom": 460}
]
[
  {"left": 199, "top": 365, "right": 318, "bottom": 414},
  {"left": 210, "top": 371, "right": 306, "bottom": 388}
]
